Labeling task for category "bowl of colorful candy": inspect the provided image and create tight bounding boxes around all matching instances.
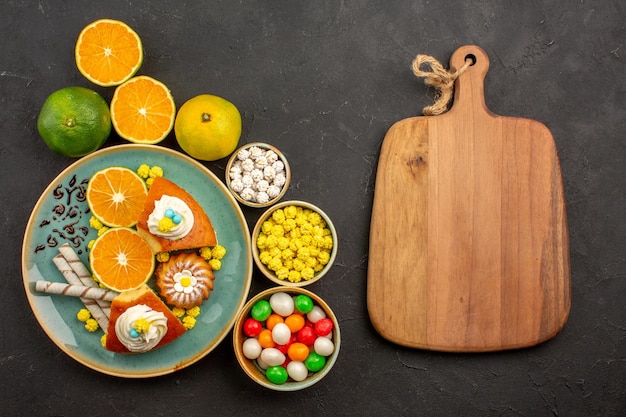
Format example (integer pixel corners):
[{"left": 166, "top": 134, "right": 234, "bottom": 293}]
[
  {"left": 252, "top": 200, "right": 337, "bottom": 287},
  {"left": 233, "top": 286, "right": 341, "bottom": 391},
  {"left": 225, "top": 142, "right": 291, "bottom": 208}
]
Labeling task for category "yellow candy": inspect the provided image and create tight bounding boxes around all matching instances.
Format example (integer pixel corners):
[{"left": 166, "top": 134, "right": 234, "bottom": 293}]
[
  {"left": 211, "top": 245, "right": 227, "bottom": 260},
  {"left": 261, "top": 220, "right": 274, "bottom": 234},
  {"left": 199, "top": 246, "right": 212, "bottom": 259},
  {"left": 134, "top": 318, "right": 150, "bottom": 333},
  {"left": 149, "top": 165, "right": 163, "bottom": 178},
  {"left": 259, "top": 250, "right": 272, "bottom": 264},
  {"left": 277, "top": 237, "right": 290, "bottom": 250},
  {"left": 283, "top": 205, "right": 297, "bottom": 219},
  {"left": 280, "top": 248, "right": 294, "bottom": 261},
  {"left": 297, "top": 247, "right": 310, "bottom": 261},
  {"left": 268, "top": 256, "right": 283, "bottom": 272},
  {"left": 276, "top": 268, "right": 289, "bottom": 280},
  {"left": 89, "top": 215, "right": 104, "bottom": 230},
  {"left": 76, "top": 308, "right": 91, "bottom": 322},
  {"left": 288, "top": 270, "right": 301, "bottom": 283},
  {"left": 182, "top": 316, "right": 196, "bottom": 330},
  {"left": 293, "top": 258, "right": 305, "bottom": 272},
  {"left": 137, "top": 164, "right": 150, "bottom": 178},
  {"left": 186, "top": 306, "right": 201, "bottom": 318},
  {"left": 85, "top": 319, "right": 99, "bottom": 332},
  {"left": 265, "top": 235, "right": 278, "bottom": 249},
  {"left": 283, "top": 218, "right": 297, "bottom": 231},
  {"left": 271, "top": 209, "right": 286, "bottom": 224},
  {"left": 301, "top": 267, "right": 315, "bottom": 280},
  {"left": 156, "top": 252, "right": 170, "bottom": 262},
  {"left": 158, "top": 217, "right": 175, "bottom": 232},
  {"left": 208, "top": 259, "right": 221, "bottom": 270}
]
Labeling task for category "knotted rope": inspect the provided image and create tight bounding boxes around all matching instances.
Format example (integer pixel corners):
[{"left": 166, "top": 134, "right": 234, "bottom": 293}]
[{"left": 411, "top": 54, "right": 472, "bottom": 116}]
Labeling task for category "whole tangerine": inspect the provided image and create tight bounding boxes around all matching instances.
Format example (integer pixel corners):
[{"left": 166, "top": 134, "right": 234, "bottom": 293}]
[{"left": 174, "top": 94, "right": 242, "bottom": 161}]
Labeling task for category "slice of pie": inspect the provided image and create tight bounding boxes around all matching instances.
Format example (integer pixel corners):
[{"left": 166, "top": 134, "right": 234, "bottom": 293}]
[
  {"left": 105, "top": 284, "right": 187, "bottom": 354},
  {"left": 136, "top": 176, "right": 217, "bottom": 254}
]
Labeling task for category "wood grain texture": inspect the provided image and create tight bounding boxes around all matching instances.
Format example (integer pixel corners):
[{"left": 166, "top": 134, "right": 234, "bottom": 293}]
[{"left": 367, "top": 45, "right": 571, "bottom": 352}]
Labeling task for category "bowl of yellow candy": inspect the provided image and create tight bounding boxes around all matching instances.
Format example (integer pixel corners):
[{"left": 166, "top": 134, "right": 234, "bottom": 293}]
[{"left": 251, "top": 201, "right": 337, "bottom": 287}]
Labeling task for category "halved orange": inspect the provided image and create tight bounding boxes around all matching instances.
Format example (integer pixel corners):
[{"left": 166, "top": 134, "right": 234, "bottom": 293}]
[
  {"left": 89, "top": 227, "right": 155, "bottom": 292},
  {"left": 86, "top": 166, "right": 148, "bottom": 227},
  {"left": 75, "top": 19, "right": 143, "bottom": 87},
  {"left": 110, "top": 76, "right": 176, "bottom": 144}
]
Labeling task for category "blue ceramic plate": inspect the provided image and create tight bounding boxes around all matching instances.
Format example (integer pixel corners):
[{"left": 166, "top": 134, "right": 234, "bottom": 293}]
[{"left": 22, "top": 145, "right": 252, "bottom": 378}]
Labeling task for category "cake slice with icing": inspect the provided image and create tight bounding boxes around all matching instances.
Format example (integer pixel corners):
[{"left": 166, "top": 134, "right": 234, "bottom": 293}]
[
  {"left": 136, "top": 176, "right": 217, "bottom": 254},
  {"left": 105, "top": 284, "right": 187, "bottom": 354}
]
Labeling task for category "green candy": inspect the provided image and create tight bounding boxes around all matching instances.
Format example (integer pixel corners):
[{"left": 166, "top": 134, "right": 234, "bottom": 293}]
[
  {"left": 304, "top": 352, "right": 326, "bottom": 372},
  {"left": 250, "top": 300, "right": 272, "bottom": 321},
  {"left": 266, "top": 366, "right": 288, "bottom": 385},
  {"left": 294, "top": 294, "right": 314, "bottom": 314}
]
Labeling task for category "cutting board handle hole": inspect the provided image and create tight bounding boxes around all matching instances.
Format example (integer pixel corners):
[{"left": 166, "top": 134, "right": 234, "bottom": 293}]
[{"left": 464, "top": 53, "right": 477, "bottom": 66}]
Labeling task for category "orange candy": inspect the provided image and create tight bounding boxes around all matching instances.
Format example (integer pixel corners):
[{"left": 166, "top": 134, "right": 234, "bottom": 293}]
[
  {"left": 287, "top": 342, "right": 310, "bottom": 362},
  {"left": 258, "top": 329, "right": 275, "bottom": 349},
  {"left": 284, "top": 313, "right": 305, "bottom": 333},
  {"left": 266, "top": 313, "right": 284, "bottom": 330}
]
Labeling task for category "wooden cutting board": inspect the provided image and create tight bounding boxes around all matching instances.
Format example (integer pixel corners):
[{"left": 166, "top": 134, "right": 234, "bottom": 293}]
[{"left": 367, "top": 45, "right": 571, "bottom": 352}]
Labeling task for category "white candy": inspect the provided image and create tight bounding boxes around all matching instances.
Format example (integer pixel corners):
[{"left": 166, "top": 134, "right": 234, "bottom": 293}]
[
  {"left": 269, "top": 292, "right": 294, "bottom": 316},
  {"left": 271, "top": 322, "right": 291, "bottom": 345},
  {"left": 240, "top": 187, "right": 255, "bottom": 201},
  {"left": 249, "top": 146, "right": 264, "bottom": 159},
  {"left": 267, "top": 185, "right": 281, "bottom": 198},
  {"left": 255, "top": 179, "right": 269, "bottom": 192},
  {"left": 266, "top": 150, "right": 279, "bottom": 164},
  {"left": 273, "top": 173, "right": 286, "bottom": 187},
  {"left": 230, "top": 178, "right": 244, "bottom": 193},
  {"left": 314, "top": 336, "right": 335, "bottom": 356},
  {"left": 242, "top": 337, "right": 262, "bottom": 359},
  {"left": 237, "top": 148, "right": 251, "bottom": 161},
  {"left": 260, "top": 347, "right": 285, "bottom": 367},
  {"left": 254, "top": 155, "right": 268, "bottom": 169},
  {"left": 287, "top": 361, "right": 309, "bottom": 382},
  {"left": 256, "top": 354, "right": 270, "bottom": 370},
  {"left": 241, "top": 158, "right": 255, "bottom": 172},
  {"left": 229, "top": 163, "right": 243, "bottom": 179},
  {"left": 306, "top": 306, "right": 326, "bottom": 323},
  {"left": 241, "top": 174, "right": 254, "bottom": 188},
  {"left": 250, "top": 168, "right": 264, "bottom": 182},
  {"left": 272, "top": 160, "right": 284, "bottom": 172},
  {"left": 255, "top": 191, "right": 269, "bottom": 204},
  {"left": 263, "top": 165, "right": 276, "bottom": 180}
]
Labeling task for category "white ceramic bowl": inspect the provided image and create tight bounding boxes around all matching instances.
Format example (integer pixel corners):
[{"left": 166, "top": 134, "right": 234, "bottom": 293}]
[
  {"left": 233, "top": 286, "right": 341, "bottom": 391},
  {"left": 225, "top": 142, "right": 291, "bottom": 208},
  {"left": 252, "top": 200, "right": 337, "bottom": 287}
]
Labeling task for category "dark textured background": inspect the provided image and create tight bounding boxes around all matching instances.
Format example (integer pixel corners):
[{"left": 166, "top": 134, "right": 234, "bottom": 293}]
[{"left": 2, "top": 1, "right": 624, "bottom": 416}]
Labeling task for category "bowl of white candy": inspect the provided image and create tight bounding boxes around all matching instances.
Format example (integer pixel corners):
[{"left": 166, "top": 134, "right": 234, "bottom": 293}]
[{"left": 225, "top": 142, "right": 291, "bottom": 208}]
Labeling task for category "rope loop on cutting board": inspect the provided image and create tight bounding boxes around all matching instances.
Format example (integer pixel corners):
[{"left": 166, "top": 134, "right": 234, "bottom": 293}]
[{"left": 411, "top": 54, "right": 472, "bottom": 116}]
